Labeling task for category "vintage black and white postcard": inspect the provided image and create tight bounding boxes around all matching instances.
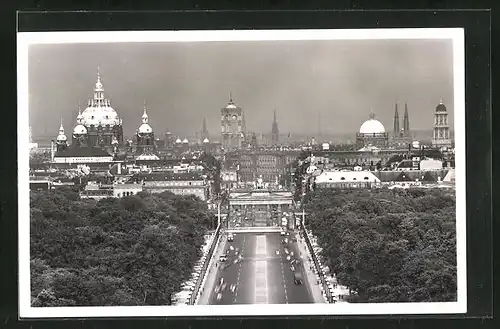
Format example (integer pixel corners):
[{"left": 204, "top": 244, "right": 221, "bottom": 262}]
[{"left": 18, "top": 28, "right": 466, "bottom": 318}]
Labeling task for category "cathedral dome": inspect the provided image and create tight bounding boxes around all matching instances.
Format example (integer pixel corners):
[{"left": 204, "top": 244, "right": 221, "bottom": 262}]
[
  {"left": 359, "top": 119, "right": 385, "bottom": 134},
  {"left": 81, "top": 70, "right": 121, "bottom": 127},
  {"left": 359, "top": 111, "right": 385, "bottom": 134},
  {"left": 138, "top": 123, "right": 153, "bottom": 134},
  {"left": 182, "top": 138, "right": 189, "bottom": 144},
  {"left": 203, "top": 138, "right": 210, "bottom": 143},
  {"left": 82, "top": 103, "right": 120, "bottom": 127},
  {"left": 73, "top": 124, "right": 87, "bottom": 135},
  {"left": 175, "top": 138, "right": 182, "bottom": 144}
]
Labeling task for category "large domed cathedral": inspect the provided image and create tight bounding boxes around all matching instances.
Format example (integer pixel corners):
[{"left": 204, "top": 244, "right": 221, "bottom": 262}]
[
  {"left": 356, "top": 111, "right": 389, "bottom": 148},
  {"left": 71, "top": 69, "right": 124, "bottom": 152}
]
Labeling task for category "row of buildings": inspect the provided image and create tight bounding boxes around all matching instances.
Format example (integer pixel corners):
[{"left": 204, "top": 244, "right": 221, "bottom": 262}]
[{"left": 29, "top": 69, "right": 455, "bottom": 205}]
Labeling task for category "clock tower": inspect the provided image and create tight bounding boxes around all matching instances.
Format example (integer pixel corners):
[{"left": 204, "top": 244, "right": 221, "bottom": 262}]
[{"left": 221, "top": 94, "right": 245, "bottom": 150}]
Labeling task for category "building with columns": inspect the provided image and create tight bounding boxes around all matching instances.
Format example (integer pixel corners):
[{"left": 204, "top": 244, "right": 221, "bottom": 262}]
[
  {"left": 432, "top": 100, "right": 452, "bottom": 148},
  {"left": 228, "top": 189, "right": 294, "bottom": 229}
]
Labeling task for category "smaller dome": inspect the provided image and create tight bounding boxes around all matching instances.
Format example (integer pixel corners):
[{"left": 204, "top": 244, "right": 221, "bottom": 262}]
[
  {"left": 359, "top": 119, "right": 386, "bottom": 134},
  {"left": 175, "top": 138, "right": 182, "bottom": 143},
  {"left": 112, "top": 137, "right": 119, "bottom": 145},
  {"left": 226, "top": 103, "right": 237, "bottom": 109},
  {"left": 436, "top": 101, "right": 447, "bottom": 112},
  {"left": 203, "top": 138, "right": 210, "bottom": 143},
  {"left": 182, "top": 138, "right": 189, "bottom": 144},
  {"left": 138, "top": 123, "right": 153, "bottom": 134},
  {"left": 57, "top": 134, "right": 67, "bottom": 142},
  {"left": 73, "top": 124, "right": 87, "bottom": 135}
]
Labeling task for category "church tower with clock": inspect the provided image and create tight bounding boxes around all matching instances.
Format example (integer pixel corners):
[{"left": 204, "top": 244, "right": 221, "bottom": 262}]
[{"left": 221, "top": 94, "right": 245, "bottom": 150}]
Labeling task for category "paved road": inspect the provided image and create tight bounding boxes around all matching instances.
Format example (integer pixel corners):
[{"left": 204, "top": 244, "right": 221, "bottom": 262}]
[{"left": 207, "top": 232, "right": 315, "bottom": 304}]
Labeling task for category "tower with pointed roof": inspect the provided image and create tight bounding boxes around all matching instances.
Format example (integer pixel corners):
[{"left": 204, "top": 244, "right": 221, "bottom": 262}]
[
  {"left": 391, "top": 100, "right": 413, "bottom": 147},
  {"left": 136, "top": 101, "right": 155, "bottom": 154},
  {"left": 393, "top": 102, "right": 400, "bottom": 136},
  {"left": 271, "top": 110, "right": 279, "bottom": 145},
  {"left": 403, "top": 102, "right": 410, "bottom": 137},
  {"left": 221, "top": 93, "right": 245, "bottom": 150},
  {"left": 201, "top": 117, "right": 209, "bottom": 141},
  {"left": 56, "top": 118, "right": 68, "bottom": 152},
  {"left": 432, "top": 99, "right": 452, "bottom": 148}
]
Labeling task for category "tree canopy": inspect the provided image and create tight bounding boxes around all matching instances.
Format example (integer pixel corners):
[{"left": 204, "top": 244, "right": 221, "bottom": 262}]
[
  {"left": 30, "top": 189, "right": 216, "bottom": 306},
  {"left": 304, "top": 187, "right": 457, "bottom": 303}
]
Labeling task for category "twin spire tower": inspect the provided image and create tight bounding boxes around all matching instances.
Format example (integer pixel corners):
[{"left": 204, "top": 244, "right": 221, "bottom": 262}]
[{"left": 393, "top": 101, "right": 411, "bottom": 138}]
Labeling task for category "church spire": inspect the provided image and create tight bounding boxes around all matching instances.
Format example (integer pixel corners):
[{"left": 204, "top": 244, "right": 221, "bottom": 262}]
[
  {"left": 272, "top": 109, "right": 279, "bottom": 144},
  {"left": 403, "top": 102, "right": 410, "bottom": 136},
  {"left": 393, "top": 101, "right": 400, "bottom": 136},
  {"left": 368, "top": 109, "right": 376, "bottom": 119},
  {"left": 142, "top": 100, "right": 149, "bottom": 124},
  {"left": 201, "top": 117, "right": 209, "bottom": 140},
  {"left": 59, "top": 117, "right": 64, "bottom": 134},
  {"left": 93, "top": 66, "right": 105, "bottom": 103},
  {"left": 229, "top": 92, "right": 234, "bottom": 104}
]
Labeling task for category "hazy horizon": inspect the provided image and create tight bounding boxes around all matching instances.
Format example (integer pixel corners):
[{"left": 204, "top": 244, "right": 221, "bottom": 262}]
[{"left": 27, "top": 38, "right": 455, "bottom": 140}]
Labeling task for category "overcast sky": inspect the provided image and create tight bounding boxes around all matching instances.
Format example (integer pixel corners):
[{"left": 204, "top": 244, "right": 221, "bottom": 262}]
[{"left": 28, "top": 39, "right": 455, "bottom": 139}]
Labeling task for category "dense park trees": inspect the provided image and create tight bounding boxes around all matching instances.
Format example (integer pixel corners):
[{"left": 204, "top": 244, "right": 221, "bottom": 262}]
[
  {"left": 30, "top": 189, "right": 216, "bottom": 306},
  {"left": 304, "top": 187, "right": 457, "bottom": 303}
]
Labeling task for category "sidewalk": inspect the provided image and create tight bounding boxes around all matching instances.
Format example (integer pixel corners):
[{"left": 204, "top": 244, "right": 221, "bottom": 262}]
[
  {"left": 295, "top": 234, "right": 327, "bottom": 303},
  {"left": 196, "top": 233, "right": 228, "bottom": 305}
]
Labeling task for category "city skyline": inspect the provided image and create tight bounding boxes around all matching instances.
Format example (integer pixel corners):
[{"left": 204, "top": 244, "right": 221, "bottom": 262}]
[{"left": 28, "top": 39, "right": 454, "bottom": 140}]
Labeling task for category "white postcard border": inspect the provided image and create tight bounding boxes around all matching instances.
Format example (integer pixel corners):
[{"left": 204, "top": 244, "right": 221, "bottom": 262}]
[{"left": 17, "top": 28, "right": 466, "bottom": 318}]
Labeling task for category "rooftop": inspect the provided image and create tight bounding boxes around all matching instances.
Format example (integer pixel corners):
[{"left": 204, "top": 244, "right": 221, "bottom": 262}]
[{"left": 54, "top": 147, "right": 112, "bottom": 158}]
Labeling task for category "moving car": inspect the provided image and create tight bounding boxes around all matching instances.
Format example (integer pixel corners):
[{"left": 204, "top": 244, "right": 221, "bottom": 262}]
[
  {"left": 280, "top": 230, "right": 286, "bottom": 236},
  {"left": 219, "top": 255, "right": 228, "bottom": 262},
  {"left": 293, "top": 271, "right": 304, "bottom": 285},
  {"left": 227, "top": 233, "right": 234, "bottom": 242}
]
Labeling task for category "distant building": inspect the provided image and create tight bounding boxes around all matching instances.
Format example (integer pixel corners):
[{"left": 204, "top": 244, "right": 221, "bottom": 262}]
[
  {"left": 201, "top": 117, "right": 209, "bottom": 141},
  {"left": 356, "top": 111, "right": 389, "bottom": 149},
  {"left": 221, "top": 95, "right": 245, "bottom": 150},
  {"left": 432, "top": 99, "right": 452, "bottom": 148},
  {"left": 71, "top": 68, "right": 124, "bottom": 152},
  {"left": 314, "top": 170, "right": 381, "bottom": 189},
  {"left": 235, "top": 149, "right": 298, "bottom": 183},
  {"left": 221, "top": 169, "right": 238, "bottom": 190},
  {"left": 271, "top": 110, "right": 279, "bottom": 145},
  {"left": 391, "top": 102, "right": 413, "bottom": 147},
  {"left": 136, "top": 172, "right": 209, "bottom": 201},
  {"left": 113, "top": 183, "right": 143, "bottom": 197},
  {"left": 53, "top": 146, "right": 114, "bottom": 164},
  {"left": 135, "top": 104, "right": 155, "bottom": 154}
]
